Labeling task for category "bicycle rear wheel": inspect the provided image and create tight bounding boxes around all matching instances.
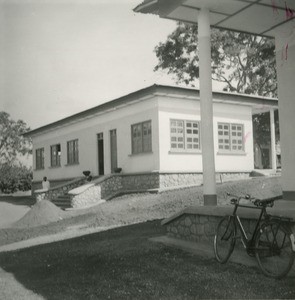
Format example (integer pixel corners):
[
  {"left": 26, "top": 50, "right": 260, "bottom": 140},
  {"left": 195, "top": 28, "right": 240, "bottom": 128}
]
[
  {"left": 255, "top": 221, "right": 294, "bottom": 279},
  {"left": 214, "top": 216, "right": 236, "bottom": 263}
]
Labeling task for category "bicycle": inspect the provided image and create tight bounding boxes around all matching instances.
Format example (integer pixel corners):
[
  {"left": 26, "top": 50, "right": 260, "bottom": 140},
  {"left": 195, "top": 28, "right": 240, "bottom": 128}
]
[{"left": 213, "top": 193, "right": 295, "bottom": 279}]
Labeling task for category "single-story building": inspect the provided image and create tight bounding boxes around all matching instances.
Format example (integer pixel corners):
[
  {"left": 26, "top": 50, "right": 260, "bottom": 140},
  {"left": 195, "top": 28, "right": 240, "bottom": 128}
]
[{"left": 24, "top": 84, "right": 278, "bottom": 194}]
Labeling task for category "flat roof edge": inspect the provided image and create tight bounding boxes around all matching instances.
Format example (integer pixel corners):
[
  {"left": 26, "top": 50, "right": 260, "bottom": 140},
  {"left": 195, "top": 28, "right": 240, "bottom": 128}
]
[{"left": 24, "top": 84, "right": 278, "bottom": 137}]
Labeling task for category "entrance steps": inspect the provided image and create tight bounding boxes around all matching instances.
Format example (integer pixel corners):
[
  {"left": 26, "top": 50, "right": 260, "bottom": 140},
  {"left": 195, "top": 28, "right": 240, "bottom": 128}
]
[{"left": 51, "top": 194, "right": 72, "bottom": 209}]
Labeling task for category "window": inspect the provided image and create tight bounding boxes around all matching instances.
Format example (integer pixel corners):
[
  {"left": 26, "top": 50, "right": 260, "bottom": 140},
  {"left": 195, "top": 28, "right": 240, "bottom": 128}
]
[
  {"left": 67, "top": 139, "right": 79, "bottom": 164},
  {"left": 131, "top": 120, "right": 152, "bottom": 154},
  {"left": 36, "top": 148, "right": 44, "bottom": 170},
  {"left": 170, "top": 120, "right": 200, "bottom": 151},
  {"left": 218, "top": 123, "right": 244, "bottom": 152},
  {"left": 50, "top": 144, "right": 61, "bottom": 167}
]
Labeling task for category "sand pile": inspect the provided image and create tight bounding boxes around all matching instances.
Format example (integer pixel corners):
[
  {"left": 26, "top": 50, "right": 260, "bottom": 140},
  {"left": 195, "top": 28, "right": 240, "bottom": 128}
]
[{"left": 13, "top": 200, "right": 64, "bottom": 228}]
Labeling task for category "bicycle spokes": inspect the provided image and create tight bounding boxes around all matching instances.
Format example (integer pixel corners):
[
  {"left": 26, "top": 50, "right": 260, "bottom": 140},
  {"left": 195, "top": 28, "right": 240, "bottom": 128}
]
[
  {"left": 221, "top": 221, "right": 234, "bottom": 241},
  {"left": 214, "top": 217, "right": 236, "bottom": 264},
  {"left": 255, "top": 222, "right": 294, "bottom": 279}
]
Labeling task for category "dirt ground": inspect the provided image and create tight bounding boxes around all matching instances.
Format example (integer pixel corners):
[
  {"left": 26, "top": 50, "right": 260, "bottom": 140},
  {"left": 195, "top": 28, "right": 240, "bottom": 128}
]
[{"left": 0, "top": 176, "right": 282, "bottom": 247}]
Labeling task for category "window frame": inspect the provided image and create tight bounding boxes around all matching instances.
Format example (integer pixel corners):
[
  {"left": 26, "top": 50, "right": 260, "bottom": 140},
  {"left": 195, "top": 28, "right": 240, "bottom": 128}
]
[
  {"left": 170, "top": 119, "right": 201, "bottom": 152},
  {"left": 217, "top": 122, "right": 245, "bottom": 153},
  {"left": 50, "top": 144, "right": 61, "bottom": 167},
  {"left": 131, "top": 120, "right": 152, "bottom": 155},
  {"left": 35, "top": 147, "right": 44, "bottom": 170},
  {"left": 67, "top": 139, "right": 79, "bottom": 165}
]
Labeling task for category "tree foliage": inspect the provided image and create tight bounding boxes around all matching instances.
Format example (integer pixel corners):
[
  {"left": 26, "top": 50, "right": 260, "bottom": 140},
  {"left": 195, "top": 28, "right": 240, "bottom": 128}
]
[
  {"left": 154, "top": 23, "right": 277, "bottom": 97},
  {"left": 253, "top": 111, "right": 280, "bottom": 168},
  {"left": 253, "top": 111, "right": 279, "bottom": 146},
  {"left": 0, "top": 111, "right": 32, "bottom": 163},
  {"left": 0, "top": 162, "right": 32, "bottom": 194}
]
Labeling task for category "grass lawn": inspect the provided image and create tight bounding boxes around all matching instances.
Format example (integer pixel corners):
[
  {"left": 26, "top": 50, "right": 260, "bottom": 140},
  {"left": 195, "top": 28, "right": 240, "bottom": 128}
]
[{"left": 0, "top": 220, "right": 294, "bottom": 299}]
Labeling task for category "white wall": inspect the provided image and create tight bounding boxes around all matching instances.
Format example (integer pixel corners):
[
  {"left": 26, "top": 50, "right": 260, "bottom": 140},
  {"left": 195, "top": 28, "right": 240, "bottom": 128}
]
[
  {"left": 213, "top": 102, "right": 254, "bottom": 172},
  {"left": 32, "top": 98, "right": 160, "bottom": 182},
  {"left": 157, "top": 96, "right": 254, "bottom": 172},
  {"left": 32, "top": 92, "right": 255, "bottom": 183},
  {"left": 158, "top": 96, "right": 203, "bottom": 172}
]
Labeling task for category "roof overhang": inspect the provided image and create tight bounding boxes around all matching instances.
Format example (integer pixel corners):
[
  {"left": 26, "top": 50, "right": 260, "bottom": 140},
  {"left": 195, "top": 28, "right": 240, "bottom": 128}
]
[
  {"left": 134, "top": 0, "right": 295, "bottom": 38},
  {"left": 23, "top": 84, "right": 277, "bottom": 138}
]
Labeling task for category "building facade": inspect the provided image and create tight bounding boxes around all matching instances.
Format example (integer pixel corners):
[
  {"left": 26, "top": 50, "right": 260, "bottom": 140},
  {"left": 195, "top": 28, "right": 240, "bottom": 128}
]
[{"left": 24, "top": 85, "right": 278, "bottom": 190}]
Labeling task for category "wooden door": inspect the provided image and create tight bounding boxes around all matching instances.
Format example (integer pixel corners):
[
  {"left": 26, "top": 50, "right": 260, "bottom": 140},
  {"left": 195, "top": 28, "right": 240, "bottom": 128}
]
[
  {"left": 97, "top": 133, "right": 104, "bottom": 175},
  {"left": 110, "top": 129, "right": 118, "bottom": 173}
]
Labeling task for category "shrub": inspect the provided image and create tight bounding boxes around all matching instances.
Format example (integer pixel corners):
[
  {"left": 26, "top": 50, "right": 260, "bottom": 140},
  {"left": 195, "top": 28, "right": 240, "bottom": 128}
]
[{"left": 0, "top": 162, "right": 33, "bottom": 194}]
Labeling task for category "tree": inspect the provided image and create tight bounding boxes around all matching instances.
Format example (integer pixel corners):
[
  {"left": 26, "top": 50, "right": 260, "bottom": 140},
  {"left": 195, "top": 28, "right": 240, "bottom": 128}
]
[
  {"left": 253, "top": 110, "right": 280, "bottom": 168},
  {"left": 154, "top": 22, "right": 277, "bottom": 97},
  {"left": 0, "top": 111, "right": 32, "bottom": 164}
]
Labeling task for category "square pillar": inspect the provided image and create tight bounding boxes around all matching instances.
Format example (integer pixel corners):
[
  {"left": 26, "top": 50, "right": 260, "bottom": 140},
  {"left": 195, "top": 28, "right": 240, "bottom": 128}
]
[
  {"left": 270, "top": 108, "right": 277, "bottom": 171},
  {"left": 198, "top": 8, "right": 217, "bottom": 206},
  {"left": 275, "top": 29, "right": 295, "bottom": 202}
]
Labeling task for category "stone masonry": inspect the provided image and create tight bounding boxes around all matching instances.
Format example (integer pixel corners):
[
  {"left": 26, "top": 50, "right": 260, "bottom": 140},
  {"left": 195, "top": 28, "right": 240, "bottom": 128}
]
[
  {"left": 166, "top": 213, "right": 224, "bottom": 243},
  {"left": 159, "top": 172, "right": 249, "bottom": 188},
  {"left": 122, "top": 173, "right": 160, "bottom": 190},
  {"left": 71, "top": 185, "right": 102, "bottom": 208},
  {"left": 34, "top": 171, "right": 251, "bottom": 208},
  {"left": 165, "top": 209, "right": 295, "bottom": 249},
  {"left": 100, "top": 175, "right": 123, "bottom": 199},
  {"left": 35, "top": 177, "right": 87, "bottom": 202}
]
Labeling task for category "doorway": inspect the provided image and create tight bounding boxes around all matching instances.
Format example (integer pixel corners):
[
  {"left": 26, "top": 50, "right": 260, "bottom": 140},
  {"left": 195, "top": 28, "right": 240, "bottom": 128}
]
[
  {"left": 110, "top": 129, "right": 118, "bottom": 173},
  {"left": 97, "top": 133, "right": 104, "bottom": 175}
]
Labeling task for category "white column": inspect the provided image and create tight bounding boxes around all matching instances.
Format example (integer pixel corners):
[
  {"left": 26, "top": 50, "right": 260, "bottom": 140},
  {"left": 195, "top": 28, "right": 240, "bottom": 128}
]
[
  {"left": 275, "top": 29, "right": 295, "bottom": 204},
  {"left": 198, "top": 8, "right": 217, "bottom": 206},
  {"left": 270, "top": 108, "right": 277, "bottom": 171}
]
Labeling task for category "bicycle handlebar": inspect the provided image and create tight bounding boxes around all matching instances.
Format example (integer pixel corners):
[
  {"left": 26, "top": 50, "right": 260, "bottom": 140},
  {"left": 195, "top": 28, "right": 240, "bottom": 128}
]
[{"left": 226, "top": 192, "right": 274, "bottom": 208}]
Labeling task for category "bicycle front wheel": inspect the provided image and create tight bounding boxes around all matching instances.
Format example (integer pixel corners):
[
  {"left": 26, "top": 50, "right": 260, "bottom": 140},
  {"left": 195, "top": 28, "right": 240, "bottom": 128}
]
[
  {"left": 214, "top": 216, "right": 236, "bottom": 263},
  {"left": 255, "top": 221, "right": 294, "bottom": 279}
]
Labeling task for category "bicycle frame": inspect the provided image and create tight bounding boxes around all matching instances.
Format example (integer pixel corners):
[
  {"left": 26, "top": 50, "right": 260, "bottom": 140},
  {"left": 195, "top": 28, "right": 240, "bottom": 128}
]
[
  {"left": 215, "top": 194, "right": 295, "bottom": 278},
  {"left": 231, "top": 202, "right": 266, "bottom": 251}
]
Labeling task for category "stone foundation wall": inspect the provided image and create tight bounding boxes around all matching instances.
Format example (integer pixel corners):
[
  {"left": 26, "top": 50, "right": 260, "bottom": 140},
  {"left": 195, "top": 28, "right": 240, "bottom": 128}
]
[
  {"left": 32, "top": 178, "right": 82, "bottom": 193},
  {"left": 159, "top": 172, "right": 250, "bottom": 189},
  {"left": 36, "top": 171, "right": 251, "bottom": 208},
  {"left": 165, "top": 211, "right": 295, "bottom": 246},
  {"left": 159, "top": 173, "right": 203, "bottom": 188},
  {"left": 69, "top": 175, "right": 122, "bottom": 208},
  {"left": 122, "top": 173, "right": 160, "bottom": 190},
  {"left": 34, "top": 177, "right": 87, "bottom": 202},
  {"left": 71, "top": 185, "right": 102, "bottom": 208},
  {"left": 100, "top": 175, "right": 123, "bottom": 199},
  {"left": 68, "top": 172, "right": 250, "bottom": 207},
  {"left": 166, "top": 214, "right": 224, "bottom": 243}
]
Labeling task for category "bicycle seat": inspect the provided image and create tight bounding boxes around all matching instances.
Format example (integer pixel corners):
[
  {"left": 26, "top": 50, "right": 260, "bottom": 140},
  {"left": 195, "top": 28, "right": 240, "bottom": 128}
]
[
  {"left": 230, "top": 198, "right": 238, "bottom": 205},
  {"left": 253, "top": 198, "right": 274, "bottom": 208}
]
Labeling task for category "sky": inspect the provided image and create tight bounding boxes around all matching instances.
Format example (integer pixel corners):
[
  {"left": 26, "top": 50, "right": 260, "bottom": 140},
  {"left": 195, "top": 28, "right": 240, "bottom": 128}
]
[{"left": 0, "top": 0, "right": 181, "bottom": 130}]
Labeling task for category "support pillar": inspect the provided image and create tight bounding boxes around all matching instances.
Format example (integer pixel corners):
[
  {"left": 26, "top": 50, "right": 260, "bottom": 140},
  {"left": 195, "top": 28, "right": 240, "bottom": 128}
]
[
  {"left": 269, "top": 108, "right": 277, "bottom": 171},
  {"left": 275, "top": 29, "right": 295, "bottom": 204},
  {"left": 198, "top": 8, "right": 217, "bottom": 206}
]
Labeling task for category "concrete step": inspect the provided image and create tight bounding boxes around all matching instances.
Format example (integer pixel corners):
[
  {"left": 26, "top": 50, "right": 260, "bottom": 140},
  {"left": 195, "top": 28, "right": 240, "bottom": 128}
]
[
  {"left": 51, "top": 194, "right": 72, "bottom": 209},
  {"left": 55, "top": 196, "right": 71, "bottom": 200}
]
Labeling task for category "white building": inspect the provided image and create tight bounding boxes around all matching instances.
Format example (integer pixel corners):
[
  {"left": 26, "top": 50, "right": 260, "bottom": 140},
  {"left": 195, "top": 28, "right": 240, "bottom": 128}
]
[{"left": 24, "top": 85, "right": 277, "bottom": 193}]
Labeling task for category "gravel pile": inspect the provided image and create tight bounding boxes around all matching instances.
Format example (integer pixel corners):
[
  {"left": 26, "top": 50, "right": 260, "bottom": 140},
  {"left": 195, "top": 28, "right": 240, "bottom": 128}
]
[{"left": 13, "top": 200, "right": 64, "bottom": 228}]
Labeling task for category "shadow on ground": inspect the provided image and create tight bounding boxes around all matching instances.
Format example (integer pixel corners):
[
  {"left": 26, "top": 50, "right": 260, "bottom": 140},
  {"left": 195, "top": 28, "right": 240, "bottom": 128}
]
[
  {"left": 0, "top": 220, "right": 294, "bottom": 300},
  {"left": 0, "top": 196, "right": 36, "bottom": 207}
]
